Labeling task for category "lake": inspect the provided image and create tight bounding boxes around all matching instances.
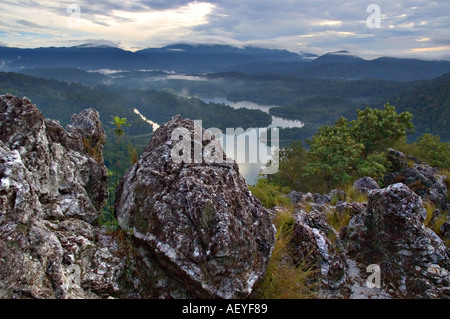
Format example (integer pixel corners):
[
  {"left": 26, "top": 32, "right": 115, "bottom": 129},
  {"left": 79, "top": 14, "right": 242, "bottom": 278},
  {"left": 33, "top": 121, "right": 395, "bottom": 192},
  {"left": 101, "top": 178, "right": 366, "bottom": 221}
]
[
  {"left": 136, "top": 97, "right": 304, "bottom": 185},
  {"left": 199, "top": 97, "right": 304, "bottom": 185}
]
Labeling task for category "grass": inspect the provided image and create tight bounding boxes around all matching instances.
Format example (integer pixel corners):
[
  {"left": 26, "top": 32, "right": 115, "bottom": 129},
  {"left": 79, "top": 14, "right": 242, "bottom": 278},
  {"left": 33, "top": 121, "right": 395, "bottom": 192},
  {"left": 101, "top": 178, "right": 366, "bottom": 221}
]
[
  {"left": 327, "top": 209, "right": 351, "bottom": 239},
  {"left": 440, "top": 168, "right": 450, "bottom": 201},
  {"left": 97, "top": 210, "right": 120, "bottom": 231},
  {"left": 256, "top": 209, "right": 317, "bottom": 299},
  {"left": 249, "top": 178, "right": 291, "bottom": 209},
  {"left": 344, "top": 184, "right": 368, "bottom": 203},
  {"left": 423, "top": 200, "right": 449, "bottom": 247}
]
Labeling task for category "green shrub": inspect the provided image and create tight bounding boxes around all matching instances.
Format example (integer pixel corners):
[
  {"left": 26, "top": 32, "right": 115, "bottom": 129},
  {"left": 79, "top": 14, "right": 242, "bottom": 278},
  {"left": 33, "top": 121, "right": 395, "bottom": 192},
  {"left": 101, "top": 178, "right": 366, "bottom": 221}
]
[{"left": 416, "top": 133, "right": 450, "bottom": 169}]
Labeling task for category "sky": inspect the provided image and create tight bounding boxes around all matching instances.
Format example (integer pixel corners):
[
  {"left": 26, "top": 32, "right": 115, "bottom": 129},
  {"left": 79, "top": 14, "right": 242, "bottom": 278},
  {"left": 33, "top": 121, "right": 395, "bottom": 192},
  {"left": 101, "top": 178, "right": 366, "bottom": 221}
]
[{"left": 1, "top": 0, "right": 450, "bottom": 60}]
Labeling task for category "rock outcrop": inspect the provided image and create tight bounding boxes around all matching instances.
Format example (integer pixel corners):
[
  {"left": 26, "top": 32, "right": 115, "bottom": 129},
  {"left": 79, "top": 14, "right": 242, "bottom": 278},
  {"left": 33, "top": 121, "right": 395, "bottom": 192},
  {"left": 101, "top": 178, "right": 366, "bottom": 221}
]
[
  {"left": 352, "top": 177, "right": 380, "bottom": 194},
  {"left": 0, "top": 94, "right": 111, "bottom": 298},
  {"left": 115, "top": 115, "right": 276, "bottom": 298},
  {"left": 342, "top": 183, "right": 450, "bottom": 298},
  {"left": 287, "top": 180, "right": 449, "bottom": 298},
  {"left": 384, "top": 149, "right": 448, "bottom": 210},
  {"left": 1, "top": 95, "right": 448, "bottom": 299},
  {"left": 289, "top": 210, "right": 348, "bottom": 297},
  {"left": 0, "top": 97, "right": 275, "bottom": 299}
]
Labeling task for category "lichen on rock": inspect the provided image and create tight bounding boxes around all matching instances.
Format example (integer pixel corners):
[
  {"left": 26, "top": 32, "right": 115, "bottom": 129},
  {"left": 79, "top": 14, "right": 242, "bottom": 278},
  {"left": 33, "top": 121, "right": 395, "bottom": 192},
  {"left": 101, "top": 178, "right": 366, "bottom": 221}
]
[{"left": 115, "top": 115, "right": 276, "bottom": 298}]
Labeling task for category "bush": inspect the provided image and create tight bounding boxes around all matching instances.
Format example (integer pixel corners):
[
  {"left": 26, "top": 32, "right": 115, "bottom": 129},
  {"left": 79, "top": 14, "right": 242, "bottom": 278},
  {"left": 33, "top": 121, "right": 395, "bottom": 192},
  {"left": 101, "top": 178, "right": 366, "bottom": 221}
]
[
  {"left": 305, "top": 104, "right": 413, "bottom": 191},
  {"left": 416, "top": 133, "right": 450, "bottom": 169}
]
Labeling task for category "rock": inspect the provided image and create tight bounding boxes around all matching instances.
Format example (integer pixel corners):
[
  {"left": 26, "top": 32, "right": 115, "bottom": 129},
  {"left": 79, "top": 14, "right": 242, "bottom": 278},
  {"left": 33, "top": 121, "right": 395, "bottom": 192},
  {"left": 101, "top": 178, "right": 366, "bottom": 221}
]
[
  {"left": 353, "top": 177, "right": 380, "bottom": 194},
  {"left": 289, "top": 210, "right": 347, "bottom": 296},
  {"left": 342, "top": 183, "right": 450, "bottom": 298},
  {"left": 384, "top": 150, "right": 448, "bottom": 209},
  {"left": 0, "top": 95, "right": 115, "bottom": 298},
  {"left": 386, "top": 148, "right": 408, "bottom": 171},
  {"left": 115, "top": 115, "right": 275, "bottom": 299},
  {"left": 287, "top": 191, "right": 304, "bottom": 204},
  {"left": 441, "top": 221, "right": 450, "bottom": 239},
  {"left": 288, "top": 191, "right": 331, "bottom": 206}
]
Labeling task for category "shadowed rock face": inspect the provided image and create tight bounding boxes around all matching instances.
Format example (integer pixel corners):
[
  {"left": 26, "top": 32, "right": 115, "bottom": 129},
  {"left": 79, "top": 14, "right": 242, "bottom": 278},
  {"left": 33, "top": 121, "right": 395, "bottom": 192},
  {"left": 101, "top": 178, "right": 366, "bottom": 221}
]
[
  {"left": 342, "top": 183, "right": 450, "bottom": 298},
  {"left": 0, "top": 95, "right": 111, "bottom": 298},
  {"left": 384, "top": 149, "right": 448, "bottom": 210},
  {"left": 115, "top": 115, "right": 276, "bottom": 298},
  {"left": 0, "top": 98, "right": 274, "bottom": 299}
]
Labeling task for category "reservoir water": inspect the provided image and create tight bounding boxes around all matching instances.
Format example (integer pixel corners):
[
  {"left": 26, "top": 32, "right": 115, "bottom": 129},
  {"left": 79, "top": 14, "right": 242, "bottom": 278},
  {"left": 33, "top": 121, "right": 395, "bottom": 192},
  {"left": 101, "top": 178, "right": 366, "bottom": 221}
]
[
  {"left": 199, "top": 97, "right": 304, "bottom": 185},
  {"left": 137, "top": 97, "right": 304, "bottom": 185}
]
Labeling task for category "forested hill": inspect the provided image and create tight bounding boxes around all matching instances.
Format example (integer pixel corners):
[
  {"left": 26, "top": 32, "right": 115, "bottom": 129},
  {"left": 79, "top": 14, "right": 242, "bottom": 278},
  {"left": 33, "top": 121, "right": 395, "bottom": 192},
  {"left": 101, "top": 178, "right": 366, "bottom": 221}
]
[
  {"left": 390, "top": 73, "right": 450, "bottom": 141},
  {"left": 0, "top": 71, "right": 271, "bottom": 133},
  {"left": 226, "top": 52, "right": 450, "bottom": 81}
]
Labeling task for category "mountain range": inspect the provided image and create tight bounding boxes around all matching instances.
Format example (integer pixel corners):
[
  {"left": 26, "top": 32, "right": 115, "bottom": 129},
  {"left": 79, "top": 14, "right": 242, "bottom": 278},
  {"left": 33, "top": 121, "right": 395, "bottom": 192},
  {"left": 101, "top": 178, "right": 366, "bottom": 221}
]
[{"left": 2, "top": 43, "right": 450, "bottom": 81}]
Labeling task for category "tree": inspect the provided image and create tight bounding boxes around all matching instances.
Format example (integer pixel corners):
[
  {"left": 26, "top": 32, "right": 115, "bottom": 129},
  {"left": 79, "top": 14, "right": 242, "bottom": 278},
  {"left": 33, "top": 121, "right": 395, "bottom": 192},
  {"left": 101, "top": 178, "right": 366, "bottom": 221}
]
[
  {"left": 267, "top": 141, "right": 312, "bottom": 190},
  {"left": 305, "top": 104, "right": 413, "bottom": 191},
  {"left": 351, "top": 103, "right": 414, "bottom": 157},
  {"left": 111, "top": 116, "right": 131, "bottom": 140},
  {"left": 109, "top": 116, "right": 131, "bottom": 214},
  {"left": 305, "top": 117, "right": 365, "bottom": 189}
]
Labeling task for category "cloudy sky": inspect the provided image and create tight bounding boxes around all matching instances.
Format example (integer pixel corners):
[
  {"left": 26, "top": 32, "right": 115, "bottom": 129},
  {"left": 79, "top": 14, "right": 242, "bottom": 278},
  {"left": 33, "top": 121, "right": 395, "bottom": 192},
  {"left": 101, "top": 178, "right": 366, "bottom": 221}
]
[{"left": 1, "top": 0, "right": 450, "bottom": 59}]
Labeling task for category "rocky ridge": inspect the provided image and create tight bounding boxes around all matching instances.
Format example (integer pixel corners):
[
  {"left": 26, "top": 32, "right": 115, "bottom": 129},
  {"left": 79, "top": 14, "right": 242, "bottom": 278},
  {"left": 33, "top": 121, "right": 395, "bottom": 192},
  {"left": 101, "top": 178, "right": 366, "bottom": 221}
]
[
  {"left": 287, "top": 178, "right": 449, "bottom": 298},
  {"left": 0, "top": 96, "right": 274, "bottom": 298},
  {"left": 0, "top": 95, "right": 448, "bottom": 299}
]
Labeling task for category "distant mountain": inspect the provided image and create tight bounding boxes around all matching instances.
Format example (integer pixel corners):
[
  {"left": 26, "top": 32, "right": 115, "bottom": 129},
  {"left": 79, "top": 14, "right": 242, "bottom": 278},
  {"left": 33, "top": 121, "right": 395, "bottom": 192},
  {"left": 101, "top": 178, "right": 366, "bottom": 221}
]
[
  {"left": 310, "top": 51, "right": 365, "bottom": 65},
  {"left": 229, "top": 51, "right": 450, "bottom": 81},
  {"left": 0, "top": 71, "right": 271, "bottom": 132},
  {"left": 2, "top": 43, "right": 450, "bottom": 81},
  {"left": 389, "top": 72, "right": 450, "bottom": 141},
  {"left": 0, "top": 43, "right": 309, "bottom": 73},
  {"left": 0, "top": 45, "right": 155, "bottom": 71},
  {"left": 20, "top": 68, "right": 108, "bottom": 85},
  {"left": 132, "top": 43, "right": 310, "bottom": 73}
]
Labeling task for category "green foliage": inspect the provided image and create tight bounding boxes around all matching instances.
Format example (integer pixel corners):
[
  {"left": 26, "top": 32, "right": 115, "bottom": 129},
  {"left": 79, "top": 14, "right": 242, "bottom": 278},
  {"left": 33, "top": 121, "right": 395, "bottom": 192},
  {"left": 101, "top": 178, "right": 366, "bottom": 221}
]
[
  {"left": 249, "top": 179, "right": 291, "bottom": 209},
  {"left": 305, "top": 117, "right": 364, "bottom": 189},
  {"left": 416, "top": 133, "right": 450, "bottom": 169},
  {"left": 269, "top": 104, "right": 414, "bottom": 192},
  {"left": 351, "top": 103, "right": 414, "bottom": 156},
  {"left": 97, "top": 209, "right": 120, "bottom": 230},
  {"left": 110, "top": 116, "right": 131, "bottom": 138},
  {"left": 267, "top": 141, "right": 325, "bottom": 193},
  {"left": 305, "top": 104, "right": 413, "bottom": 191},
  {"left": 393, "top": 134, "right": 450, "bottom": 169}
]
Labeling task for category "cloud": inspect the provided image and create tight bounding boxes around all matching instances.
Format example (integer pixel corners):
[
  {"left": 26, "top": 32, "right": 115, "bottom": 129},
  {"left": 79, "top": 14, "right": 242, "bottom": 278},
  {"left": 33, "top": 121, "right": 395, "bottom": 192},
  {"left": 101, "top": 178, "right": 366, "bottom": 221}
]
[{"left": 0, "top": 0, "right": 449, "bottom": 59}]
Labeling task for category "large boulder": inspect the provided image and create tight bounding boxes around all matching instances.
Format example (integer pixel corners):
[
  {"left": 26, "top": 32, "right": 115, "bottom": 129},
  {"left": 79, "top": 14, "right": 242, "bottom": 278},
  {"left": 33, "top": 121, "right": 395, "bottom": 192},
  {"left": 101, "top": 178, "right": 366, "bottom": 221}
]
[
  {"left": 0, "top": 95, "right": 114, "bottom": 298},
  {"left": 289, "top": 210, "right": 347, "bottom": 296},
  {"left": 342, "top": 183, "right": 450, "bottom": 298},
  {"left": 115, "top": 115, "right": 276, "bottom": 299},
  {"left": 353, "top": 177, "right": 380, "bottom": 194},
  {"left": 384, "top": 149, "right": 448, "bottom": 209}
]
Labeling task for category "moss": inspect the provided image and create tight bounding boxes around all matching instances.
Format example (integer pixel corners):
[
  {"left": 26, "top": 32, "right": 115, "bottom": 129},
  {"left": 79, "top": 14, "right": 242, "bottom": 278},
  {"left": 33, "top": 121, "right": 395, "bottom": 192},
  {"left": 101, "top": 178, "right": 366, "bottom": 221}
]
[
  {"left": 82, "top": 136, "right": 103, "bottom": 163},
  {"left": 201, "top": 203, "right": 216, "bottom": 229}
]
